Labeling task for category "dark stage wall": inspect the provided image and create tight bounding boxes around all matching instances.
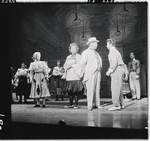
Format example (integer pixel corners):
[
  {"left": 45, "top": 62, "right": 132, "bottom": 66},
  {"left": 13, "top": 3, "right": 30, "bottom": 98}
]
[{"left": 10, "top": 3, "right": 148, "bottom": 97}]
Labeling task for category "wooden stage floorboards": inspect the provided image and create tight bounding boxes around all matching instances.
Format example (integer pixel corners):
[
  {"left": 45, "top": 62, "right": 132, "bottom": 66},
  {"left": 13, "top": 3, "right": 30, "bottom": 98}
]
[{"left": 7, "top": 97, "right": 148, "bottom": 139}]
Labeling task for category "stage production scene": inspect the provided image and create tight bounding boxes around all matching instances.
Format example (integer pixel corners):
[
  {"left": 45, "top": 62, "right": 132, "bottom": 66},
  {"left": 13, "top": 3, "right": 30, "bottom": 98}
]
[{"left": 10, "top": 3, "right": 148, "bottom": 139}]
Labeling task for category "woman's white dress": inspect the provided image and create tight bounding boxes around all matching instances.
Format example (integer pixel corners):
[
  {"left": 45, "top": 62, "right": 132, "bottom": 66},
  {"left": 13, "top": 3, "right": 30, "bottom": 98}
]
[{"left": 29, "top": 61, "right": 50, "bottom": 98}]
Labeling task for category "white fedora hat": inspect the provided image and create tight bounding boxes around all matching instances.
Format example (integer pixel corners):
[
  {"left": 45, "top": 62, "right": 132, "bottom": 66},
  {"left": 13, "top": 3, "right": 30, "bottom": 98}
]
[{"left": 86, "top": 37, "right": 99, "bottom": 45}]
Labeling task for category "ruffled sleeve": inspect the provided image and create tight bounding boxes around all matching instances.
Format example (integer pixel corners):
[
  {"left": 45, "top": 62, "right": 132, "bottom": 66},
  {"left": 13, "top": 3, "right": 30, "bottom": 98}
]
[{"left": 14, "top": 69, "right": 21, "bottom": 78}]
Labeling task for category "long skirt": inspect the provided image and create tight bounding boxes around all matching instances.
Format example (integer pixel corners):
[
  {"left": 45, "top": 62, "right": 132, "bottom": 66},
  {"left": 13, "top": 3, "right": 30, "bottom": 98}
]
[
  {"left": 66, "top": 80, "right": 84, "bottom": 95},
  {"left": 50, "top": 76, "right": 66, "bottom": 94},
  {"left": 16, "top": 76, "right": 29, "bottom": 97},
  {"left": 30, "top": 73, "right": 50, "bottom": 99}
]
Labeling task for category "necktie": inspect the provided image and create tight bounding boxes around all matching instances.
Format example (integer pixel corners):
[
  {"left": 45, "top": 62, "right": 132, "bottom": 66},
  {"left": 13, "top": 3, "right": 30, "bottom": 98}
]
[{"left": 94, "top": 51, "right": 101, "bottom": 70}]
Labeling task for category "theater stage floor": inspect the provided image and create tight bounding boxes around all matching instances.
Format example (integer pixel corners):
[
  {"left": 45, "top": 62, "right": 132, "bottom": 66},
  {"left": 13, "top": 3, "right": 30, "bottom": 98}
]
[{"left": 11, "top": 97, "right": 148, "bottom": 130}]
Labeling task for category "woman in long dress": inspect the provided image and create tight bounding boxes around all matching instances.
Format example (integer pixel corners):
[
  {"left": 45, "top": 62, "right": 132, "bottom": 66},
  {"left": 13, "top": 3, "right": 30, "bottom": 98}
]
[
  {"left": 63, "top": 43, "right": 84, "bottom": 109},
  {"left": 29, "top": 52, "right": 50, "bottom": 107},
  {"left": 14, "top": 62, "right": 29, "bottom": 103}
]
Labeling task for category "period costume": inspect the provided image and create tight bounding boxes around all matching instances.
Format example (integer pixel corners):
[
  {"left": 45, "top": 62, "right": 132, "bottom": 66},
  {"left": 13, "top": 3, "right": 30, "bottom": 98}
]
[
  {"left": 29, "top": 54, "right": 50, "bottom": 99},
  {"left": 52, "top": 65, "right": 64, "bottom": 100},
  {"left": 14, "top": 67, "right": 29, "bottom": 102},
  {"left": 128, "top": 58, "right": 141, "bottom": 99},
  {"left": 74, "top": 37, "right": 102, "bottom": 110},
  {"left": 64, "top": 53, "right": 84, "bottom": 93},
  {"left": 53, "top": 66, "right": 63, "bottom": 89},
  {"left": 63, "top": 52, "right": 84, "bottom": 108},
  {"left": 107, "top": 47, "right": 124, "bottom": 110}
]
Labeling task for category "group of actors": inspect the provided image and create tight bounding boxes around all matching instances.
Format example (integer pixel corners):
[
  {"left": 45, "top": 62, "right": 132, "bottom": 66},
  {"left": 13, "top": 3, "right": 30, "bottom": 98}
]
[{"left": 11, "top": 37, "right": 141, "bottom": 111}]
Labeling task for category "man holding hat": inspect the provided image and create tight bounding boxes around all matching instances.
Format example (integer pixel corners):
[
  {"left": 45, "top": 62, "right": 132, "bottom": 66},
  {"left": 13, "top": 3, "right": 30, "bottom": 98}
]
[{"left": 72, "top": 37, "right": 103, "bottom": 110}]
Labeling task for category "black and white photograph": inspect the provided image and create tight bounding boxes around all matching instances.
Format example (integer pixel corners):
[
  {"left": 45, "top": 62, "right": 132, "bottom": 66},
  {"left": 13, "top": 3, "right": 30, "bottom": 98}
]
[{"left": 0, "top": 0, "right": 148, "bottom": 139}]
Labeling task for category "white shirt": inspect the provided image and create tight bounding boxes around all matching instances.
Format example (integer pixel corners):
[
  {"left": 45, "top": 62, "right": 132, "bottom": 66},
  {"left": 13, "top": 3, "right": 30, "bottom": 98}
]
[
  {"left": 29, "top": 61, "right": 48, "bottom": 77},
  {"left": 108, "top": 47, "right": 124, "bottom": 73},
  {"left": 63, "top": 53, "right": 81, "bottom": 81},
  {"left": 53, "top": 66, "right": 63, "bottom": 76},
  {"left": 15, "top": 68, "right": 28, "bottom": 78}
]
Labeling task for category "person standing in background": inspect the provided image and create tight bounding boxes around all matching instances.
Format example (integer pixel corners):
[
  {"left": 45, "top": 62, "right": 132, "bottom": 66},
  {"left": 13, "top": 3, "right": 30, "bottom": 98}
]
[
  {"left": 106, "top": 38, "right": 125, "bottom": 111},
  {"left": 52, "top": 60, "right": 64, "bottom": 101},
  {"left": 14, "top": 62, "right": 29, "bottom": 103},
  {"left": 127, "top": 52, "right": 141, "bottom": 100}
]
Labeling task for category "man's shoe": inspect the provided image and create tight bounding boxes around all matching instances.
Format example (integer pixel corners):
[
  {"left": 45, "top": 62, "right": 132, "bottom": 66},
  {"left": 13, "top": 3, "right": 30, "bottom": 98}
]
[
  {"left": 108, "top": 106, "right": 121, "bottom": 111},
  {"left": 121, "top": 105, "right": 125, "bottom": 109},
  {"left": 74, "top": 105, "right": 79, "bottom": 109}
]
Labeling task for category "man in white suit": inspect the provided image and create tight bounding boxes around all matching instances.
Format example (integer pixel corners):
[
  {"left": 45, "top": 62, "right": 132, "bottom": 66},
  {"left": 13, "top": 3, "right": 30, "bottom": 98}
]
[
  {"left": 72, "top": 37, "right": 103, "bottom": 110},
  {"left": 106, "top": 38, "right": 125, "bottom": 111}
]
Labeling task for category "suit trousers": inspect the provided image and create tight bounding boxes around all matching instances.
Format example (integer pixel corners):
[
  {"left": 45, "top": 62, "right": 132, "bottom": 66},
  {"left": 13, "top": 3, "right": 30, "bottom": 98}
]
[
  {"left": 85, "top": 70, "right": 101, "bottom": 109},
  {"left": 111, "top": 66, "right": 124, "bottom": 107},
  {"left": 129, "top": 72, "right": 141, "bottom": 99}
]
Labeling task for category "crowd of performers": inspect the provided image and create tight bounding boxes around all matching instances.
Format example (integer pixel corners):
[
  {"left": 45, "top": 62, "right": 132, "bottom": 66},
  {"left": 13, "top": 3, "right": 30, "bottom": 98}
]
[{"left": 11, "top": 37, "right": 141, "bottom": 111}]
